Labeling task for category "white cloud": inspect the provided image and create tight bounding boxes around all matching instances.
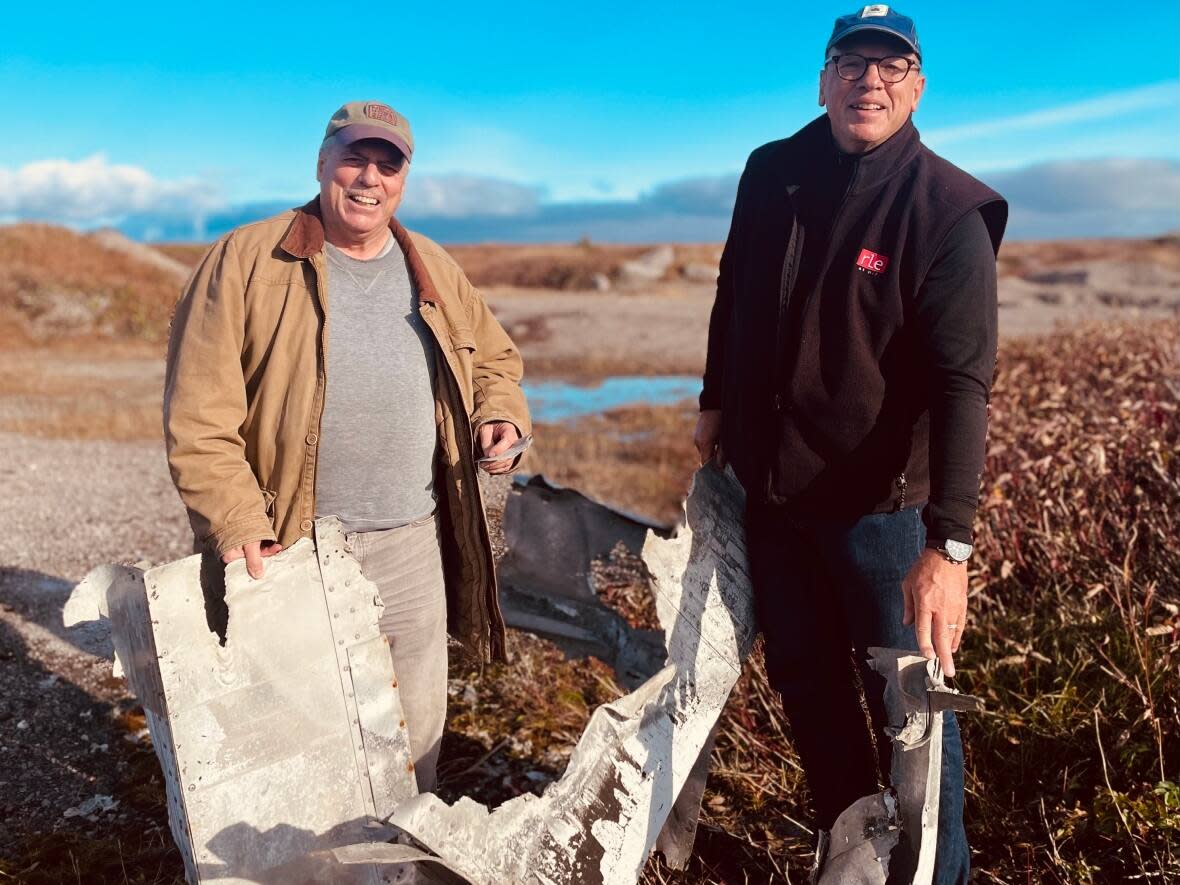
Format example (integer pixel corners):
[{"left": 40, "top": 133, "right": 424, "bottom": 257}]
[
  {"left": 402, "top": 174, "right": 541, "bottom": 218},
  {"left": 400, "top": 158, "right": 1180, "bottom": 242},
  {"left": 0, "top": 154, "right": 222, "bottom": 226},
  {"left": 8, "top": 151, "right": 1174, "bottom": 243},
  {"left": 925, "top": 81, "right": 1180, "bottom": 149}
]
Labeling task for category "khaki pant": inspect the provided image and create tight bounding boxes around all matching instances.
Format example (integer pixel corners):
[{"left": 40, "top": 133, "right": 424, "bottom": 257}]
[{"left": 346, "top": 513, "right": 448, "bottom": 794}]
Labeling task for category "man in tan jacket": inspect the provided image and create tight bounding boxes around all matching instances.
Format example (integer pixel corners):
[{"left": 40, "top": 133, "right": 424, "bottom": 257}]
[{"left": 163, "top": 101, "right": 531, "bottom": 791}]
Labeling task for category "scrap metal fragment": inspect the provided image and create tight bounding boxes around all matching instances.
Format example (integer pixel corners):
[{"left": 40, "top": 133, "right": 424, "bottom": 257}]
[
  {"left": 497, "top": 474, "right": 672, "bottom": 686},
  {"left": 813, "top": 792, "right": 901, "bottom": 884},
  {"left": 814, "top": 650, "right": 984, "bottom": 885},
  {"left": 385, "top": 465, "right": 754, "bottom": 884},
  {"left": 499, "top": 474, "right": 669, "bottom": 604},
  {"left": 652, "top": 727, "right": 717, "bottom": 870},
  {"left": 65, "top": 518, "right": 416, "bottom": 884}
]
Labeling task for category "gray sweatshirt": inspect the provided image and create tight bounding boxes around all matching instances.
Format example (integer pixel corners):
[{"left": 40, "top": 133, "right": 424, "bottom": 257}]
[{"left": 315, "top": 234, "right": 438, "bottom": 532}]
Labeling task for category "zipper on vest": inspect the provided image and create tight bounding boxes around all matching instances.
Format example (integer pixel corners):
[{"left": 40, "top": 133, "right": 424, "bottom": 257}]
[
  {"left": 780, "top": 155, "right": 860, "bottom": 391},
  {"left": 765, "top": 196, "right": 801, "bottom": 505},
  {"left": 771, "top": 186, "right": 802, "bottom": 412}
]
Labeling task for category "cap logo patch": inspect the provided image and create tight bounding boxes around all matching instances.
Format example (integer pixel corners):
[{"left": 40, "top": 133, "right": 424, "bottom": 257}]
[
  {"left": 364, "top": 103, "right": 400, "bottom": 127},
  {"left": 860, "top": 4, "right": 890, "bottom": 16},
  {"left": 856, "top": 248, "right": 890, "bottom": 275}
]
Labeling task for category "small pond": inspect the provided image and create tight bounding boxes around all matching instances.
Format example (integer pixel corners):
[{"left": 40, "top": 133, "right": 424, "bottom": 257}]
[{"left": 523, "top": 375, "right": 700, "bottom": 422}]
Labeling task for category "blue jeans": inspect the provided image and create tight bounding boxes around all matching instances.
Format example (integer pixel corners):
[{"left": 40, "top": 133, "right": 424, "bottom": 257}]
[{"left": 745, "top": 503, "right": 970, "bottom": 885}]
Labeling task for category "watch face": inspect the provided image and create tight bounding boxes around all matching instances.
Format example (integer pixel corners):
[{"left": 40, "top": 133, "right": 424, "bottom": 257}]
[{"left": 944, "top": 539, "right": 972, "bottom": 562}]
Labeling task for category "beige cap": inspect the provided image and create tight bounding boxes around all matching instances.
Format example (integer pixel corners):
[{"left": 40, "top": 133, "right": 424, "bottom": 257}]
[{"left": 323, "top": 101, "right": 414, "bottom": 161}]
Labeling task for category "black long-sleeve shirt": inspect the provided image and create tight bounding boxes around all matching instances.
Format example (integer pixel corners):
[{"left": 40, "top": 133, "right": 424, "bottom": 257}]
[{"left": 909, "top": 210, "right": 997, "bottom": 543}]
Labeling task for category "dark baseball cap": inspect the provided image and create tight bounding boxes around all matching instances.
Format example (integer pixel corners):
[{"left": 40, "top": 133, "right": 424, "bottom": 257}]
[
  {"left": 323, "top": 101, "right": 414, "bottom": 161},
  {"left": 826, "top": 5, "right": 921, "bottom": 59}
]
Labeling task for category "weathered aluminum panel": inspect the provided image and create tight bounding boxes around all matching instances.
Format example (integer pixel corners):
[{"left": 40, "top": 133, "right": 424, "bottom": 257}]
[{"left": 66, "top": 518, "right": 416, "bottom": 883}]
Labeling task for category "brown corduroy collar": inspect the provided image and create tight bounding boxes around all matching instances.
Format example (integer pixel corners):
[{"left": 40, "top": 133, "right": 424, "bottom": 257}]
[{"left": 280, "top": 197, "right": 442, "bottom": 305}]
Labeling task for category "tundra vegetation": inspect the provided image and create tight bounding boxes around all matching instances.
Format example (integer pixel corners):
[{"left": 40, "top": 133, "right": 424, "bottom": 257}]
[{"left": 0, "top": 224, "right": 1175, "bottom": 882}]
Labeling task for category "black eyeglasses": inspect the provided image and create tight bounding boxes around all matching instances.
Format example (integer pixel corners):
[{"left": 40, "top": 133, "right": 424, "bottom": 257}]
[{"left": 826, "top": 54, "right": 919, "bottom": 84}]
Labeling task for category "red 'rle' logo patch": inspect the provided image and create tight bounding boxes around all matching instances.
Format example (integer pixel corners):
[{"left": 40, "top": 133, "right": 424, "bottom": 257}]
[{"left": 856, "top": 248, "right": 889, "bottom": 275}]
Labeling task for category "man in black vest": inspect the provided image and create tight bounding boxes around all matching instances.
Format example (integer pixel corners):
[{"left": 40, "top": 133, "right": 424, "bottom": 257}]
[{"left": 694, "top": 6, "right": 1006, "bottom": 881}]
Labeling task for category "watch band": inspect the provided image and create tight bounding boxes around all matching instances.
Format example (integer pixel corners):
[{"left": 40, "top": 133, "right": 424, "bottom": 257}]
[{"left": 927, "top": 538, "right": 972, "bottom": 563}]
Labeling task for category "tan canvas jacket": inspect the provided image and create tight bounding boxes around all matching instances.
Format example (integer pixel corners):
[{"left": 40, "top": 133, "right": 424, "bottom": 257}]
[{"left": 163, "top": 199, "right": 530, "bottom": 662}]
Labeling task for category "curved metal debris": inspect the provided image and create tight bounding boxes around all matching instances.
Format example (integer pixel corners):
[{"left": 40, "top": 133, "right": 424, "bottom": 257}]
[
  {"left": 383, "top": 465, "right": 755, "bottom": 884},
  {"left": 814, "top": 651, "right": 985, "bottom": 885}
]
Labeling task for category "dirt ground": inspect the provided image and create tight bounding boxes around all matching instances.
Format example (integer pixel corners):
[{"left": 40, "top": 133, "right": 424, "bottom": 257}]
[
  {"left": 0, "top": 433, "right": 194, "bottom": 875},
  {"left": 486, "top": 284, "right": 716, "bottom": 378}
]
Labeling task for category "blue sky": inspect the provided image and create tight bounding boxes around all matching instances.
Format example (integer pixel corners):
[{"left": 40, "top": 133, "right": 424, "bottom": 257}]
[{"left": 1, "top": 0, "right": 1178, "bottom": 240}]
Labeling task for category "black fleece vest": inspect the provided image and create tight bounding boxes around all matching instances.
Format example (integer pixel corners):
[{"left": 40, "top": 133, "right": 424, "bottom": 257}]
[{"left": 715, "top": 116, "right": 1006, "bottom": 513}]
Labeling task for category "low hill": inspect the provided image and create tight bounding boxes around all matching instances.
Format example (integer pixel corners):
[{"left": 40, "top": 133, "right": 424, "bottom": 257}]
[
  {"left": 0, "top": 225, "right": 188, "bottom": 346},
  {"left": 1, "top": 222, "right": 1177, "bottom": 346},
  {"left": 158, "top": 240, "right": 725, "bottom": 291}
]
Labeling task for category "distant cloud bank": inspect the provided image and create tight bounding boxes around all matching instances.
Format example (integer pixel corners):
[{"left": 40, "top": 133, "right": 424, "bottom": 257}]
[
  {"left": 0, "top": 155, "right": 219, "bottom": 236},
  {"left": 1, "top": 154, "right": 1177, "bottom": 243},
  {"left": 985, "top": 158, "right": 1180, "bottom": 239}
]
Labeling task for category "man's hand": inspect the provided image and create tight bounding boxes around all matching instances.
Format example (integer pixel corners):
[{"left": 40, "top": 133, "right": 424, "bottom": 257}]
[
  {"left": 902, "top": 549, "right": 968, "bottom": 677},
  {"left": 693, "top": 409, "right": 725, "bottom": 467},
  {"left": 222, "top": 540, "right": 284, "bottom": 580},
  {"left": 477, "top": 421, "right": 521, "bottom": 475}
]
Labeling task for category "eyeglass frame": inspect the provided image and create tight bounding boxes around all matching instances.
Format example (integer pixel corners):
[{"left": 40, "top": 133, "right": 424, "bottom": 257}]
[{"left": 824, "top": 53, "right": 921, "bottom": 84}]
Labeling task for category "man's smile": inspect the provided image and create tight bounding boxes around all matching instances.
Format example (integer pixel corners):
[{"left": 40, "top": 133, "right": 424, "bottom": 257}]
[{"left": 347, "top": 193, "right": 380, "bottom": 206}]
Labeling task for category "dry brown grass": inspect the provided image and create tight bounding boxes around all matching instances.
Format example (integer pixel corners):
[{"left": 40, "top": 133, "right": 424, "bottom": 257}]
[
  {"left": 958, "top": 319, "right": 1179, "bottom": 882},
  {"left": 151, "top": 243, "right": 208, "bottom": 268},
  {"left": 0, "top": 225, "right": 183, "bottom": 346},
  {"left": 445, "top": 242, "right": 722, "bottom": 290},
  {"left": 997, "top": 234, "right": 1180, "bottom": 278},
  {"left": 521, "top": 353, "right": 707, "bottom": 382},
  {"left": 521, "top": 402, "right": 701, "bottom": 524},
  {"left": 444, "top": 242, "right": 649, "bottom": 290}
]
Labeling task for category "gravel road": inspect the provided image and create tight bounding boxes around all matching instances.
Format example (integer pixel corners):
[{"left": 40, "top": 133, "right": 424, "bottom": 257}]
[{"left": 0, "top": 432, "right": 192, "bottom": 865}]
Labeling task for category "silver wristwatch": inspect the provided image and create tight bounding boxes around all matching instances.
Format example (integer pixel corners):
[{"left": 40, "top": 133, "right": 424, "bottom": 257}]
[{"left": 928, "top": 539, "right": 972, "bottom": 564}]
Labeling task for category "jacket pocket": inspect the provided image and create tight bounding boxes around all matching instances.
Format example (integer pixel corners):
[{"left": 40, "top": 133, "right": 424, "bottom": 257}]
[{"left": 449, "top": 327, "right": 477, "bottom": 415}]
